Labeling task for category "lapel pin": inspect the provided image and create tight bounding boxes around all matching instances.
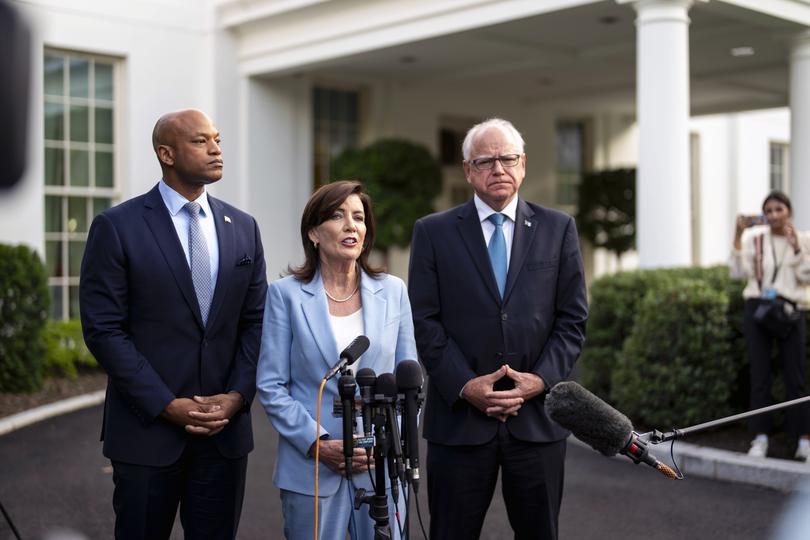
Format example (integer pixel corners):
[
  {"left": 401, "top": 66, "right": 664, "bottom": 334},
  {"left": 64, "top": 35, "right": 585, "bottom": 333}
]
[
  {"left": 524, "top": 219, "right": 532, "bottom": 227},
  {"left": 224, "top": 215, "right": 232, "bottom": 223}
]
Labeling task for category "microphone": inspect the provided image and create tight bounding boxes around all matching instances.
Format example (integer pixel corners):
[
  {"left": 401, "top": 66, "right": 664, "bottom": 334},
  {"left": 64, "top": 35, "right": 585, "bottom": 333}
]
[
  {"left": 396, "top": 359, "right": 423, "bottom": 492},
  {"left": 356, "top": 368, "right": 377, "bottom": 449},
  {"left": 545, "top": 381, "right": 679, "bottom": 480},
  {"left": 324, "top": 335, "right": 370, "bottom": 381},
  {"left": 338, "top": 373, "right": 357, "bottom": 480},
  {"left": 376, "top": 372, "right": 404, "bottom": 503}
]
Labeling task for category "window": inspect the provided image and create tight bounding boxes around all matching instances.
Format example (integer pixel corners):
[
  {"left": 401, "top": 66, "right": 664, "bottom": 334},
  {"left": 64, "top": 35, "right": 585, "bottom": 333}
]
[
  {"left": 769, "top": 141, "right": 789, "bottom": 193},
  {"left": 555, "top": 121, "right": 586, "bottom": 207},
  {"left": 439, "top": 127, "right": 465, "bottom": 166},
  {"left": 44, "top": 51, "right": 118, "bottom": 319},
  {"left": 312, "top": 86, "right": 360, "bottom": 188}
]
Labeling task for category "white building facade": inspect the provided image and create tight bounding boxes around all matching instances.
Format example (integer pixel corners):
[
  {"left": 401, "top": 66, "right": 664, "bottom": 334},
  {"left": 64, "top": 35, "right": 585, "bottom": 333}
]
[{"left": 5, "top": 0, "right": 810, "bottom": 318}]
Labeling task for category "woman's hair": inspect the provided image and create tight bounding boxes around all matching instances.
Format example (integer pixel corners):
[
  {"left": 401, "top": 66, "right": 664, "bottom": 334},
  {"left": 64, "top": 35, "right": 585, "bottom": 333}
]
[
  {"left": 762, "top": 190, "right": 792, "bottom": 214},
  {"left": 288, "top": 180, "right": 383, "bottom": 282}
]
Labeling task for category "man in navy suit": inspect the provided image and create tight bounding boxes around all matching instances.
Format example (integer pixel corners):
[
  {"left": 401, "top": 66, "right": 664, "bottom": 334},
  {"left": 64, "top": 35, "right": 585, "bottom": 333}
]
[
  {"left": 408, "top": 118, "right": 587, "bottom": 540},
  {"left": 80, "top": 109, "right": 267, "bottom": 540}
]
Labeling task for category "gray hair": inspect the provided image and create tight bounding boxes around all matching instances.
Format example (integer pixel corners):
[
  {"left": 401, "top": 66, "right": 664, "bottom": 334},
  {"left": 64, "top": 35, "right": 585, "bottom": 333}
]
[{"left": 461, "top": 118, "right": 525, "bottom": 161}]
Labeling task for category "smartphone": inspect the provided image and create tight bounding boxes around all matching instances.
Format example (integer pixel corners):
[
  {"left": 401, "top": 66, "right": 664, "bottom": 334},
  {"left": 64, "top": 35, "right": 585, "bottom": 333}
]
[{"left": 747, "top": 214, "right": 767, "bottom": 226}]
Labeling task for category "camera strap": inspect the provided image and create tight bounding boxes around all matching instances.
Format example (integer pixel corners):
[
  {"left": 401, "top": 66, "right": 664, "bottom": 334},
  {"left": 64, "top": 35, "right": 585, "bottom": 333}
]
[{"left": 756, "top": 232, "right": 790, "bottom": 294}]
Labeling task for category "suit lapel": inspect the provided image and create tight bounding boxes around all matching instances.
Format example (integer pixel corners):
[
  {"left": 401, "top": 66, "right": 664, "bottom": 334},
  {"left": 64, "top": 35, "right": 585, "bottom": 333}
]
[
  {"left": 360, "top": 271, "right": 385, "bottom": 371},
  {"left": 456, "top": 200, "right": 502, "bottom": 305},
  {"left": 141, "top": 184, "right": 204, "bottom": 328},
  {"left": 503, "top": 198, "right": 537, "bottom": 304},
  {"left": 205, "top": 196, "right": 234, "bottom": 331},
  {"left": 301, "top": 272, "right": 339, "bottom": 372}
]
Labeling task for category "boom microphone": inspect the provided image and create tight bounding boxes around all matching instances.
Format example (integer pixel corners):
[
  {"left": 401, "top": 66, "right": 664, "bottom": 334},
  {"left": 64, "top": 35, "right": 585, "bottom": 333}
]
[
  {"left": 545, "top": 381, "right": 678, "bottom": 480},
  {"left": 395, "top": 359, "right": 423, "bottom": 492},
  {"left": 325, "top": 335, "right": 370, "bottom": 381}
]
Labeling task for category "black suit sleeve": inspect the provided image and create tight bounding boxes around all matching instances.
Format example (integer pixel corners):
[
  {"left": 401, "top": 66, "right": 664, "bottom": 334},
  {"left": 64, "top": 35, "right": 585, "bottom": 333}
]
[
  {"left": 80, "top": 213, "right": 175, "bottom": 423},
  {"left": 226, "top": 217, "right": 267, "bottom": 406},
  {"left": 408, "top": 219, "right": 477, "bottom": 406},
  {"left": 531, "top": 216, "right": 588, "bottom": 388}
]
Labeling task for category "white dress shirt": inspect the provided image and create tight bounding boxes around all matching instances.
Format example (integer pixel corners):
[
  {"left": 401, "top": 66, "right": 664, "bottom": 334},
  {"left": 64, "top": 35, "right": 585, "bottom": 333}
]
[
  {"left": 474, "top": 194, "right": 518, "bottom": 269},
  {"left": 158, "top": 179, "right": 220, "bottom": 290}
]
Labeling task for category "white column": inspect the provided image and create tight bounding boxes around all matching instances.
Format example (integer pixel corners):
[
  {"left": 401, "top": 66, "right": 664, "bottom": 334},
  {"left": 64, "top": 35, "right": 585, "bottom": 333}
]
[
  {"left": 243, "top": 75, "right": 312, "bottom": 278},
  {"left": 790, "top": 31, "right": 810, "bottom": 231},
  {"left": 627, "top": 0, "right": 695, "bottom": 268}
]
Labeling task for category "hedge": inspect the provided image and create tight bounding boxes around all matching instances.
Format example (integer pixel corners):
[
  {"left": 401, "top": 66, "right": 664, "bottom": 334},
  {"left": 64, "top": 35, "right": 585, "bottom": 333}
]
[
  {"left": 611, "top": 278, "right": 734, "bottom": 428},
  {"left": 0, "top": 244, "right": 50, "bottom": 392},
  {"left": 44, "top": 319, "right": 98, "bottom": 378},
  {"left": 577, "top": 265, "right": 809, "bottom": 429}
]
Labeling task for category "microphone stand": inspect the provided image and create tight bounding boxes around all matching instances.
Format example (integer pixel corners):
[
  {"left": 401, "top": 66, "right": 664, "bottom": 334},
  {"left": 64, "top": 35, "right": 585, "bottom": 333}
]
[
  {"left": 355, "top": 400, "right": 393, "bottom": 540},
  {"left": 647, "top": 394, "right": 810, "bottom": 444}
]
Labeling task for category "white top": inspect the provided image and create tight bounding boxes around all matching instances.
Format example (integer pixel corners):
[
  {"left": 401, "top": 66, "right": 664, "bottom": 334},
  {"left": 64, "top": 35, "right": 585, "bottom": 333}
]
[
  {"left": 158, "top": 179, "right": 219, "bottom": 288},
  {"left": 329, "top": 308, "right": 365, "bottom": 367},
  {"left": 474, "top": 194, "right": 518, "bottom": 269},
  {"left": 730, "top": 227, "right": 810, "bottom": 309}
]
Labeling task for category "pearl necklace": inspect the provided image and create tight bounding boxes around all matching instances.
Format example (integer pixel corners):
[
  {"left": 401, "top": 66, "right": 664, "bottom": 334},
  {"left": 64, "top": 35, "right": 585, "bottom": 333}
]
[{"left": 324, "top": 284, "right": 359, "bottom": 303}]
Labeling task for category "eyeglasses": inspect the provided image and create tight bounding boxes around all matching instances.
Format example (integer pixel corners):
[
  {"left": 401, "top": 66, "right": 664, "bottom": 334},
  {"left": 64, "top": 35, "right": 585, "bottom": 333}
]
[{"left": 468, "top": 154, "right": 521, "bottom": 171}]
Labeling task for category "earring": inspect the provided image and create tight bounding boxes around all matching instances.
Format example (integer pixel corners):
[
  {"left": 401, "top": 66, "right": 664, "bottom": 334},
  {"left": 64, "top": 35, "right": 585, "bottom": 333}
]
[{"left": 313, "top": 241, "right": 319, "bottom": 249}]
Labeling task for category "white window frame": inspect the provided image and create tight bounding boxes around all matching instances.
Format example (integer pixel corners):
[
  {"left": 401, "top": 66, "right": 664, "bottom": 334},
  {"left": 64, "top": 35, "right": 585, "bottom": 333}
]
[{"left": 43, "top": 48, "right": 121, "bottom": 320}]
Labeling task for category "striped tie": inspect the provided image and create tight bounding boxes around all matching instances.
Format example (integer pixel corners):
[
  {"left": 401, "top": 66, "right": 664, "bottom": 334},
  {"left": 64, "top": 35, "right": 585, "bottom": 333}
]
[{"left": 185, "top": 201, "right": 212, "bottom": 324}]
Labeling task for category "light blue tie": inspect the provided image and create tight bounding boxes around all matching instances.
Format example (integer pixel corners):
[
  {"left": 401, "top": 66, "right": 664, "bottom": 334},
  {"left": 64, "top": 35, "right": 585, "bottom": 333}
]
[
  {"left": 185, "top": 201, "right": 212, "bottom": 324},
  {"left": 488, "top": 213, "right": 507, "bottom": 299}
]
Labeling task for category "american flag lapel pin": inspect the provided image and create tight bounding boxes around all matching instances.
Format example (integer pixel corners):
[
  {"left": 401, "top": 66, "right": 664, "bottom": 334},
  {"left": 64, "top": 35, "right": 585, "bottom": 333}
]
[
  {"left": 524, "top": 219, "right": 531, "bottom": 227},
  {"left": 224, "top": 215, "right": 232, "bottom": 223}
]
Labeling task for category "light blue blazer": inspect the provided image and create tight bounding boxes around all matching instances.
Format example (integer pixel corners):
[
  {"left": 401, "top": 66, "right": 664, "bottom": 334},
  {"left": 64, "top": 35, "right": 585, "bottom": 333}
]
[{"left": 257, "top": 269, "right": 417, "bottom": 496}]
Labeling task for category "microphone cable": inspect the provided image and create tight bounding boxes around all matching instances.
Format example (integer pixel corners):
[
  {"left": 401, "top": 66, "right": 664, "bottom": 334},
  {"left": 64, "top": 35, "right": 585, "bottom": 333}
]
[
  {"left": 411, "top": 484, "right": 428, "bottom": 539},
  {"left": 314, "top": 378, "right": 327, "bottom": 540},
  {"left": 0, "top": 497, "right": 22, "bottom": 540},
  {"left": 669, "top": 440, "right": 684, "bottom": 479}
]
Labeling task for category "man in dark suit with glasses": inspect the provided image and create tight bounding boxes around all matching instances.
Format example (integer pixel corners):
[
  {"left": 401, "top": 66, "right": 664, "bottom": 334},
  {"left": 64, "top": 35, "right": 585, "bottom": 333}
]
[{"left": 408, "top": 118, "right": 587, "bottom": 540}]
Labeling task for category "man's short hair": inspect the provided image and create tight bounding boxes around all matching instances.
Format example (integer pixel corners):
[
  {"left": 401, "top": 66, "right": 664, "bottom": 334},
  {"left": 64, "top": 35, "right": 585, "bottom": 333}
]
[{"left": 461, "top": 118, "right": 525, "bottom": 161}]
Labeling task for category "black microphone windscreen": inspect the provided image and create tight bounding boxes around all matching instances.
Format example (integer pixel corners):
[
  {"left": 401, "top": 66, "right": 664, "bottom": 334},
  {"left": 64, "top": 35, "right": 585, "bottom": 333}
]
[
  {"left": 376, "top": 373, "right": 398, "bottom": 399},
  {"left": 338, "top": 374, "right": 356, "bottom": 399},
  {"left": 545, "top": 381, "right": 633, "bottom": 457},
  {"left": 356, "top": 367, "right": 377, "bottom": 388},
  {"left": 340, "top": 335, "right": 370, "bottom": 364},
  {"left": 395, "top": 360, "right": 423, "bottom": 390}
]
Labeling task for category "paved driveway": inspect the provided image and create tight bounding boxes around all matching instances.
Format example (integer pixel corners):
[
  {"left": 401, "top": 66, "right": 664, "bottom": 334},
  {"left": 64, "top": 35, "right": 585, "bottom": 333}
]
[{"left": 0, "top": 402, "right": 792, "bottom": 539}]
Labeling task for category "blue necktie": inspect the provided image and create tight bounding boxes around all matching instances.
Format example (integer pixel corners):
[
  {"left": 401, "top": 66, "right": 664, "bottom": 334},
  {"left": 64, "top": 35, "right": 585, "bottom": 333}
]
[
  {"left": 185, "top": 201, "right": 213, "bottom": 324},
  {"left": 488, "top": 213, "right": 507, "bottom": 299}
]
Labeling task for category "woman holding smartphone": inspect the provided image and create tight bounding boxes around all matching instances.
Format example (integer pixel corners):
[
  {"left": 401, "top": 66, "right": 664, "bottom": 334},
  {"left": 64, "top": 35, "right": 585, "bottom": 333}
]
[{"left": 731, "top": 190, "right": 810, "bottom": 460}]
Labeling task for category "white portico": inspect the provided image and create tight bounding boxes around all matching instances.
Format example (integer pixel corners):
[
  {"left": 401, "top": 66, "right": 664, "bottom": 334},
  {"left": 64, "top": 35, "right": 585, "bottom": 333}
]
[
  {"left": 211, "top": 0, "right": 810, "bottom": 274},
  {"left": 6, "top": 0, "right": 810, "bottom": 292}
]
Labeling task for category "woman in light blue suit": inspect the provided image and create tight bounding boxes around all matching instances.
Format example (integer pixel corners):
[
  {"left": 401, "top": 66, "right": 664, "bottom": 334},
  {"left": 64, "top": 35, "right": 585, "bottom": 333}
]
[{"left": 257, "top": 180, "right": 417, "bottom": 540}]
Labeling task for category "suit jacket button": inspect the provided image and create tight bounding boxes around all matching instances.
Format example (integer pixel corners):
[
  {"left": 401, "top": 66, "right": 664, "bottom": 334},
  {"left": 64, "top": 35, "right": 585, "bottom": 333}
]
[
  {"left": 202, "top": 339, "right": 208, "bottom": 347},
  {"left": 501, "top": 313, "right": 508, "bottom": 321}
]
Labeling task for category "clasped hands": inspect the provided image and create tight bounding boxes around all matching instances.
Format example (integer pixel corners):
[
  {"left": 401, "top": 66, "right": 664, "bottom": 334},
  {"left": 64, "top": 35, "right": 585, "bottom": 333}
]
[
  {"left": 462, "top": 365, "right": 545, "bottom": 423},
  {"left": 313, "top": 439, "right": 373, "bottom": 477},
  {"left": 161, "top": 392, "right": 244, "bottom": 436}
]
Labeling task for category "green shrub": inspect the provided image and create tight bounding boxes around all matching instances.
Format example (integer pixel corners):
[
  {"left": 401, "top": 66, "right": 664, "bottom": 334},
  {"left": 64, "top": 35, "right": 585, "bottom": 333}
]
[
  {"left": 576, "top": 346, "right": 617, "bottom": 401},
  {"left": 576, "top": 168, "right": 635, "bottom": 258},
  {"left": 578, "top": 270, "right": 670, "bottom": 397},
  {"left": 0, "top": 244, "right": 50, "bottom": 392},
  {"left": 43, "top": 319, "right": 97, "bottom": 378},
  {"left": 578, "top": 265, "right": 748, "bottom": 403},
  {"left": 611, "top": 279, "right": 735, "bottom": 428},
  {"left": 331, "top": 139, "right": 443, "bottom": 252}
]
